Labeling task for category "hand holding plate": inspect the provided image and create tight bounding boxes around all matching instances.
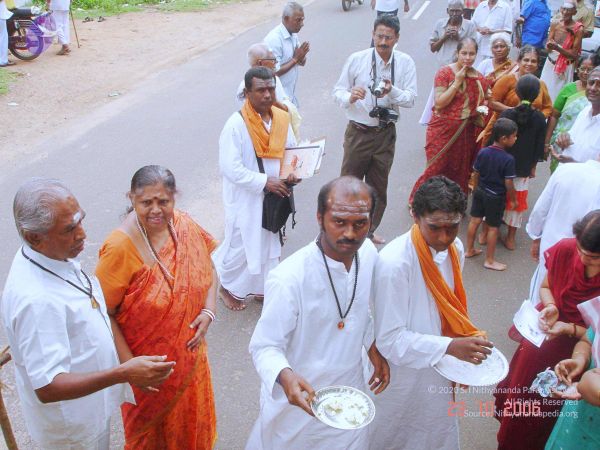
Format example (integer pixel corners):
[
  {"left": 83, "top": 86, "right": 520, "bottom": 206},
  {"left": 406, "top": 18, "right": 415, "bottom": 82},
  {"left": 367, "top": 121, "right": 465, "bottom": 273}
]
[{"left": 278, "top": 368, "right": 315, "bottom": 416}]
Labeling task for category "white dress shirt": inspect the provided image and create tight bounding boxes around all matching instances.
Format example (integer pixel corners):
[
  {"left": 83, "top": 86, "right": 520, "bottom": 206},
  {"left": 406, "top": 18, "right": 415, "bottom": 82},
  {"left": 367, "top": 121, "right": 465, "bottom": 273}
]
[
  {"left": 1, "top": 245, "right": 133, "bottom": 449},
  {"left": 264, "top": 23, "right": 300, "bottom": 106},
  {"left": 246, "top": 240, "right": 378, "bottom": 450},
  {"left": 368, "top": 231, "right": 462, "bottom": 450},
  {"left": 561, "top": 105, "right": 600, "bottom": 163},
  {"left": 333, "top": 48, "right": 417, "bottom": 127},
  {"left": 472, "top": 0, "right": 514, "bottom": 59},
  {"left": 526, "top": 159, "right": 600, "bottom": 304},
  {"left": 375, "top": 0, "right": 402, "bottom": 12}
]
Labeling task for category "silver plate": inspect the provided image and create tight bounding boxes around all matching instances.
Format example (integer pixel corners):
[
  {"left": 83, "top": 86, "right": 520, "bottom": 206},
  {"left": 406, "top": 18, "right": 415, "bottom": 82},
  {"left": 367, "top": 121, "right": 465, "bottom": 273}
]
[
  {"left": 310, "top": 385, "right": 375, "bottom": 430},
  {"left": 434, "top": 347, "right": 509, "bottom": 386}
]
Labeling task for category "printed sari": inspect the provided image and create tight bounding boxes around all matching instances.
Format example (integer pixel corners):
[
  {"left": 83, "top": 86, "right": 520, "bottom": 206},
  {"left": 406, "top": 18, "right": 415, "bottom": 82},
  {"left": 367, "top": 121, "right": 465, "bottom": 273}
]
[
  {"left": 410, "top": 65, "right": 487, "bottom": 203},
  {"left": 96, "top": 210, "right": 217, "bottom": 450},
  {"left": 549, "top": 87, "right": 589, "bottom": 172}
]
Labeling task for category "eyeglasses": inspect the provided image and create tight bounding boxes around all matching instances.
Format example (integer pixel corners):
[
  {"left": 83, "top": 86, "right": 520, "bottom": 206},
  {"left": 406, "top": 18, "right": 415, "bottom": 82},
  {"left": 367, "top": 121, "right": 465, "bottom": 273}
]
[
  {"left": 578, "top": 67, "right": 592, "bottom": 73},
  {"left": 258, "top": 58, "right": 277, "bottom": 63}
]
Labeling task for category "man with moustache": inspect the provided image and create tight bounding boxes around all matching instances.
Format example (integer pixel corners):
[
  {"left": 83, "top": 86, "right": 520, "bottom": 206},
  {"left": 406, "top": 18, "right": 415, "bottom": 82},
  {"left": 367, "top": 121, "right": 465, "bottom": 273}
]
[
  {"left": 333, "top": 15, "right": 417, "bottom": 245},
  {"left": 214, "top": 66, "right": 297, "bottom": 311},
  {"left": 246, "top": 176, "right": 389, "bottom": 450},
  {"left": 369, "top": 176, "right": 493, "bottom": 449},
  {"left": 1, "top": 178, "right": 175, "bottom": 450}
]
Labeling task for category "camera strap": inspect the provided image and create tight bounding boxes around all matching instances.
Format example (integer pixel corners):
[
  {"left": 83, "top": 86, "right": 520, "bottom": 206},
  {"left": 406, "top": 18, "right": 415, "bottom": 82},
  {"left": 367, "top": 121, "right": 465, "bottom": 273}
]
[{"left": 371, "top": 49, "right": 395, "bottom": 87}]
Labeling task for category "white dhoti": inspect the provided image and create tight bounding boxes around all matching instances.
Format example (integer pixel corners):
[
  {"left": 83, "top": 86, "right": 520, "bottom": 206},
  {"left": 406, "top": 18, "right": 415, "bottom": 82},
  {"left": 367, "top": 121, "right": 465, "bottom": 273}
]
[
  {"left": 540, "top": 51, "right": 574, "bottom": 101},
  {"left": 214, "top": 226, "right": 278, "bottom": 299},
  {"left": 52, "top": 10, "right": 69, "bottom": 45},
  {"left": 0, "top": 18, "right": 8, "bottom": 65}
]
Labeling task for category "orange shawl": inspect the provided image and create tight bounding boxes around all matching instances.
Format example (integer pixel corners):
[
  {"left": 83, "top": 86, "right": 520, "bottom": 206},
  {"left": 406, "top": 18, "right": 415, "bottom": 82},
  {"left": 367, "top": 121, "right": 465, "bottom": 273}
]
[
  {"left": 411, "top": 224, "right": 484, "bottom": 338},
  {"left": 96, "top": 211, "right": 217, "bottom": 450},
  {"left": 241, "top": 98, "right": 289, "bottom": 159}
]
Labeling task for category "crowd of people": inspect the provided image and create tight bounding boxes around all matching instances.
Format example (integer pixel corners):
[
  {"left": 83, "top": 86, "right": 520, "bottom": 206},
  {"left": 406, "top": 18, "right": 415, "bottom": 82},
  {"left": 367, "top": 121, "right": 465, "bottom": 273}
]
[{"left": 1, "top": 0, "right": 600, "bottom": 449}]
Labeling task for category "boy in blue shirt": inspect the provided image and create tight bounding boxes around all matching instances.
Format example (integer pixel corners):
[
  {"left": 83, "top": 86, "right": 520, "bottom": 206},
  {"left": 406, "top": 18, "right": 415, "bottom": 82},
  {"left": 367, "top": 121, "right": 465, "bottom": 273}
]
[{"left": 466, "top": 118, "right": 517, "bottom": 271}]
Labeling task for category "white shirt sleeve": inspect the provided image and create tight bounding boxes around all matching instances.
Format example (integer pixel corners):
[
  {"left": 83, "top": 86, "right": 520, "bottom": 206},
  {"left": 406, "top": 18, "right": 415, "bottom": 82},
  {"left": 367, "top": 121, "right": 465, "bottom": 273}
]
[
  {"left": 13, "top": 300, "right": 71, "bottom": 390},
  {"left": 332, "top": 54, "right": 355, "bottom": 109},
  {"left": 501, "top": 5, "right": 514, "bottom": 32},
  {"left": 249, "top": 271, "right": 299, "bottom": 396},
  {"left": 389, "top": 55, "right": 418, "bottom": 107},
  {"left": 526, "top": 170, "right": 557, "bottom": 240},
  {"left": 264, "top": 30, "right": 284, "bottom": 70},
  {"left": 218, "top": 117, "right": 268, "bottom": 194},
  {"left": 373, "top": 255, "right": 452, "bottom": 369}
]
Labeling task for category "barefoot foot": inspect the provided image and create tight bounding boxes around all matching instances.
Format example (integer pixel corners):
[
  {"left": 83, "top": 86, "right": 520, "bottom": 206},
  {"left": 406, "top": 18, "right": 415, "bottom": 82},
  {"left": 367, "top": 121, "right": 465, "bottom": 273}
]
[
  {"left": 484, "top": 261, "right": 507, "bottom": 271},
  {"left": 219, "top": 286, "right": 246, "bottom": 311},
  {"left": 465, "top": 249, "right": 483, "bottom": 258},
  {"left": 502, "top": 238, "right": 515, "bottom": 251}
]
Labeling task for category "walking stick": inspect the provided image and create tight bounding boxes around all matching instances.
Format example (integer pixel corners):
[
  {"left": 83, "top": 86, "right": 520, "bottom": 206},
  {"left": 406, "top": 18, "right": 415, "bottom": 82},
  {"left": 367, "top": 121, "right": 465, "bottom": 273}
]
[
  {"left": 0, "top": 347, "right": 17, "bottom": 450},
  {"left": 70, "top": 7, "right": 80, "bottom": 48}
]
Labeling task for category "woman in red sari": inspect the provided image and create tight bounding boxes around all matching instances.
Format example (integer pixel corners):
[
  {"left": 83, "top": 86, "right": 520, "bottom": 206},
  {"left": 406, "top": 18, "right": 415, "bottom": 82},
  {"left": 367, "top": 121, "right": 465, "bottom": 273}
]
[
  {"left": 409, "top": 37, "right": 488, "bottom": 204},
  {"left": 494, "top": 210, "right": 600, "bottom": 450},
  {"left": 96, "top": 165, "right": 217, "bottom": 449}
]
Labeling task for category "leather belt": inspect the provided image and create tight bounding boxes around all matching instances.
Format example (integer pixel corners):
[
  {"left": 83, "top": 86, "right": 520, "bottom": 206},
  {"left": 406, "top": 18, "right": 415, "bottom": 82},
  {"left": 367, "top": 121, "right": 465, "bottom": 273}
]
[{"left": 349, "top": 120, "right": 394, "bottom": 133}]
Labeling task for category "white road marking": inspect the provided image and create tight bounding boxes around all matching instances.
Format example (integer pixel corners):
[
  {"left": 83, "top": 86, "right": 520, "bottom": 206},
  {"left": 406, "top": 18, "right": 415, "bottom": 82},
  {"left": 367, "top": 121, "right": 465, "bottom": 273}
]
[{"left": 411, "top": 0, "right": 431, "bottom": 20}]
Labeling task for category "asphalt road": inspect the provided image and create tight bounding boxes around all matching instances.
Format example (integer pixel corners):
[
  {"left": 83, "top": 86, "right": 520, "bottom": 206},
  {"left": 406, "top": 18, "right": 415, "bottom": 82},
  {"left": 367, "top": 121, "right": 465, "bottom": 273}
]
[{"left": 0, "top": 0, "right": 552, "bottom": 449}]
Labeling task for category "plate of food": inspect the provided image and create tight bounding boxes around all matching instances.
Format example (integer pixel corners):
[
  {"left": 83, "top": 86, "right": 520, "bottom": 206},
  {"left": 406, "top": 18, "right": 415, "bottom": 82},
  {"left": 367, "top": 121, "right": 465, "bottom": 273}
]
[
  {"left": 310, "top": 385, "right": 375, "bottom": 430},
  {"left": 433, "top": 347, "right": 509, "bottom": 386}
]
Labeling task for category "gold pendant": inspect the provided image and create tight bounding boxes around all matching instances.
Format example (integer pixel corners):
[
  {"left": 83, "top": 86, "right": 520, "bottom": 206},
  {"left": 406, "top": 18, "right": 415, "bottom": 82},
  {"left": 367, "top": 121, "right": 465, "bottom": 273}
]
[
  {"left": 337, "top": 321, "right": 345, "bottom": 330},
  {"left": 91, "top": 296, "right": 99, "bottom": 309}
]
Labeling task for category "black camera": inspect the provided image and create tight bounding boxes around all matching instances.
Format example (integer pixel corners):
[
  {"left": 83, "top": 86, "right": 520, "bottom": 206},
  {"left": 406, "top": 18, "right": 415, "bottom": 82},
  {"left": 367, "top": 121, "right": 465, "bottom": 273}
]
[{"left": 369, "top": 106, "right": 399, "bottom": 127}]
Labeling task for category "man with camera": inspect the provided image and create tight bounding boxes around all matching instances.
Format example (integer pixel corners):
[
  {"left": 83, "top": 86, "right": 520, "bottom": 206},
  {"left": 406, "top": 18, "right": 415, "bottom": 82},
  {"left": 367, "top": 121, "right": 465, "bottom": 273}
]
[{"left": 333, "top": 15, "right": 417, "bottom": 244}]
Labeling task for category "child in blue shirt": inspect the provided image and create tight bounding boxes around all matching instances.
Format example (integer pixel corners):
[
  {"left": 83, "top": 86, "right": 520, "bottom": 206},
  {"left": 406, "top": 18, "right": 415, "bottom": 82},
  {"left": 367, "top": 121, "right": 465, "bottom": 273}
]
[{"left": 466, "top": 118, "right": 518, "bottom": 271}]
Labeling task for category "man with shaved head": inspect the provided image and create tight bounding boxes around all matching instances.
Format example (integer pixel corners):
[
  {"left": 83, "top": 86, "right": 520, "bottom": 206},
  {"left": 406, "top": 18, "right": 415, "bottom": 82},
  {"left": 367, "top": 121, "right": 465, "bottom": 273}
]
[
  {"left": 1, "top": 178, "right": 175, "bottom": 449},
  {"left": 247, "top": 176, "right": 389, "bottom": 449}
]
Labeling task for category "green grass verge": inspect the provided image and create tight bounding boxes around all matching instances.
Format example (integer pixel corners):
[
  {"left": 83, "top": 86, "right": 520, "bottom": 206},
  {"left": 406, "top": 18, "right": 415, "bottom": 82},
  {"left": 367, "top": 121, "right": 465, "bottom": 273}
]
[
  {"left": 0, "top": 69, "right": 18, "bottom": 96},
  {"left": 36, "top": 0, "right": 240, "bottom": 17}
]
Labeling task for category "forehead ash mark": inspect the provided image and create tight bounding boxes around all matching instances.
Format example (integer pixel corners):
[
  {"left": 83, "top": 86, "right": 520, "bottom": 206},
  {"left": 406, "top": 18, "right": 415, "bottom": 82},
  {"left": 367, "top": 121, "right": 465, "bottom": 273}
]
[{"left": 423, "top": 212, "right": 462, "bottom": 225}]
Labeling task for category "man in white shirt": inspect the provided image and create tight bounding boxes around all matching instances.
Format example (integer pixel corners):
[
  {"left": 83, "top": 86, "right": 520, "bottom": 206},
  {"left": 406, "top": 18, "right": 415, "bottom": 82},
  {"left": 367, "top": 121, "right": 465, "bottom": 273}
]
[
  {"left": 45, "top": 0, "right": 71, "bottom": 55},
  {"left": 371, "top": 0, "right": 410, "bottom": 16},
  {"left": 236, "top": 42, "right": 302, "bottom": 140},
  {"left": 554, "top": 67, "right": 600, "bottom": 163},
  {"left": 214, "top": 66, "right": 297, "bottom": 311},
  {"left": 1, "top": 178, "right": 175, "bottom": 450},
  {"left": 430, "top": 0, "right": 478, "bottom": 67},
  {"left": 526, "top": 156, "right": 600, "bottom": 304},
  {"left": 246, "top": 176, "right": 389, "bottom": 450},
  {"left": 472, "top": 0, "right": 513, "bottom": 62},
  {"left": 369, "top": 176, "right": 493, "bottom": 450},
  {"left": 333, "top": 15, "right": 417, "bottom": 245},
  {"left": 264, "top": 2, "right": 309, "bottom": 107}
]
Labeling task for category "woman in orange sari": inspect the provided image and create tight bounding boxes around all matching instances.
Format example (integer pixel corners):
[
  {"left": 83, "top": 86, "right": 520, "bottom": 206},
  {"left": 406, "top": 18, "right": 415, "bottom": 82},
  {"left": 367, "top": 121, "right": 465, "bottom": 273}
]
[
  {"left": 410, "top": 37, "right": 488, "bottom": 204},
  {"left": 96, "top": 165, "right": 217, "bottom": 449}
]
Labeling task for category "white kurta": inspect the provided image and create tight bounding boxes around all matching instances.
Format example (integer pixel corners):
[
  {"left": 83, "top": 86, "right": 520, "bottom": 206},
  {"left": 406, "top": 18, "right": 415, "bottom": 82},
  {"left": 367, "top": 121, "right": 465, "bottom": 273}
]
[
  {"left": 560, "top": 104, "right": 600, "bottom": 163},
  {"left": 526, "top": 159, "right": 600, "bottom": 304},
  {"left": 246, "top": 240, "right": 378, "bottom": 450},
  {"left": 212, "top": 112, "right": 296, "bottom": 298},
  {"left": 1, "top": 246, "right": 133, "bottom": 449},
  {"left": 369, "top": 231, "right": 462, "bottom": 450}
]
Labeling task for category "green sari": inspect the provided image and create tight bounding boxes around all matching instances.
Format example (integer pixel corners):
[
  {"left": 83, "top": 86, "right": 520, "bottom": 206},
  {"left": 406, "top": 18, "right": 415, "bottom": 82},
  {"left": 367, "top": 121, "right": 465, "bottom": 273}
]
[{"left": 549, "top": 82, "right": 589, "bottom": 172}]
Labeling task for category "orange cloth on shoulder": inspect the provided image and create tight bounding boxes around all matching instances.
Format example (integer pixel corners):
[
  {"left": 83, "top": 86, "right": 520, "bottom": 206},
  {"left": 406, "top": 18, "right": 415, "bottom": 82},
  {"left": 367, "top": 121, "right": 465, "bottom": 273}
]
[
  {"left": 411, "top": 224, "right": 485, "bottom": 338},
  {"left": 241, "top": 98, "right": 289, "bottom": 159}
]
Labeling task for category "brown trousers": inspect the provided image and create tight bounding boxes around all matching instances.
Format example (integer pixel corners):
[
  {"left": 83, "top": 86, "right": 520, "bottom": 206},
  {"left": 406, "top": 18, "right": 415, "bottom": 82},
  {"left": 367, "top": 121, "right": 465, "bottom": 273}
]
[{"left": 340, "top": 122, "right": 396, "bottom": 231}]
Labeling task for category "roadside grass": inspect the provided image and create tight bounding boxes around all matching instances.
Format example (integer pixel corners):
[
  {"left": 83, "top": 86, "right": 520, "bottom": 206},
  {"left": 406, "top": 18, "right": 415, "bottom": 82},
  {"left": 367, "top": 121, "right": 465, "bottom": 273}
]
[
  {"left": 32, "top": 0, "right": 239, "bottom": 17},
  {"left": 0, "top": 70, "right": 18, "bottom": 95}
]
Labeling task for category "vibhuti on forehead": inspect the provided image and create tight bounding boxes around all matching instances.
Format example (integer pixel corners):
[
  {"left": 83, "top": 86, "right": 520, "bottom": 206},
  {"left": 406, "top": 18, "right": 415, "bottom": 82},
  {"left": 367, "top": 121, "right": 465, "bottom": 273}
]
[{"left": 422, "top": 211, "right": 462, "bottom": 225}]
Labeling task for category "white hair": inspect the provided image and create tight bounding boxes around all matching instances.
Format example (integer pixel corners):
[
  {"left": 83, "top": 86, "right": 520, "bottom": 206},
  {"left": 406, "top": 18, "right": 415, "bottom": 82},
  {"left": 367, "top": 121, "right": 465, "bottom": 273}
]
[
  {"left": 447, "top": 0, "right": 464, "bottom": 7},
  {"left": 489, "top": 32, "right": 512, "bottom": 50},
  {"left": 13, "top": 178, "right": 73, "bottom": 240},
  {"left": 282, "top": 1, "right": 303, "bottom": 18},
  {"left": 247, "top": 43, "right": 271, "bottom": 66}
]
